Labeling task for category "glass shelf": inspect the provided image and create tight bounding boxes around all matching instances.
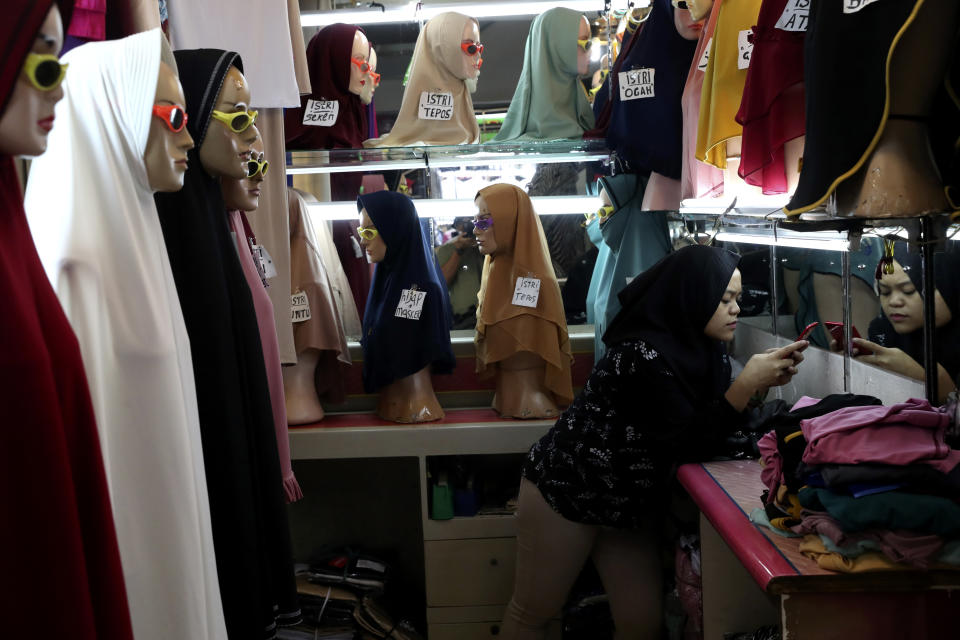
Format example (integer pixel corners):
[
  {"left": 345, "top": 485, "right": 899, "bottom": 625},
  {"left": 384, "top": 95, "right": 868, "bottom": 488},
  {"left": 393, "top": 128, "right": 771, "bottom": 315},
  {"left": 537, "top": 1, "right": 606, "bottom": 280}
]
[{"left": 286, "top": 139, "right": 611, "bottom": 175}]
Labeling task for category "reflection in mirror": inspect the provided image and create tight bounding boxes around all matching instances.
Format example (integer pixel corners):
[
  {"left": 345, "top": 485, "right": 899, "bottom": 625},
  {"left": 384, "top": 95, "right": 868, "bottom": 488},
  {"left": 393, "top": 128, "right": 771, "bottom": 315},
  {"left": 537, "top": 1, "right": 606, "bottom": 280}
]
[
  {"left": 855, "top": 241, "right": 960, "bottom": 402},
  {"left": 712, "top": 241, "right": 774, "bottom": 326}
]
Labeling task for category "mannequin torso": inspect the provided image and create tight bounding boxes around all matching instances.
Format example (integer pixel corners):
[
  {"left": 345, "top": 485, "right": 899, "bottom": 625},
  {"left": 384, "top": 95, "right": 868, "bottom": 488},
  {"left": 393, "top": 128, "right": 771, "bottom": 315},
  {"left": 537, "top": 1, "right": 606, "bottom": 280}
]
[
  {"left": 377, "top": 364, "right": 444, "bottom": 423},
  {"left": 493, "top": 351, "right": 560, "bottom": 419},
  {"left": 283, "top": 349, "right": 325, "bottom": 424}
]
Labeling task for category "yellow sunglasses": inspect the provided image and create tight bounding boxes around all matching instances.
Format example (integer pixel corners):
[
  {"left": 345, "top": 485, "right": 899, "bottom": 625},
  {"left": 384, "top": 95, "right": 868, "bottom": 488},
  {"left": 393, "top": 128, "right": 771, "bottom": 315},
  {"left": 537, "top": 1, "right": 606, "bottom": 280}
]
[
  {"left": 577, "top": 38, "right": 593, "bottom": 52},
  {"left": 23, "top": 53, "right": 68, "bottom": 91},
  {"left": 357, "top": 226, "right": 379, "bottom": 240},
  {"left": 246, "top": 152, "right": 269, "bottom": 178},
  {"left": 210, "top": 108, "right": 258, "bottom": 133}
]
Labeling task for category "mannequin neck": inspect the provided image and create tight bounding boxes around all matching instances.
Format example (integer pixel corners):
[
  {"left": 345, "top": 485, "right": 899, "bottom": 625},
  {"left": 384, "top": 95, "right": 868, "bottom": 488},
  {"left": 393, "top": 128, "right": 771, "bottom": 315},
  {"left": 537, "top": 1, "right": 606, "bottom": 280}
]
[
  {"left": 377, "top": 365, "right": 444, "bottom": 423},
  {"left": 493, "top": 351, "right": 559, "bottom": 419},
  {"left": 282, "top": 349, "right": 325, "bottom": 424}
]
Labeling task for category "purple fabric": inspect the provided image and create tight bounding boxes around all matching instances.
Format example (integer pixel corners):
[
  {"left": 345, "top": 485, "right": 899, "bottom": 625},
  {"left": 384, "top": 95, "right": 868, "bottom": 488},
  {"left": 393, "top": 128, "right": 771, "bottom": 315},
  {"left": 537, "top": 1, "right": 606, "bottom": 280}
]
[
  {"left": 67, "top": 0, "right": 105, "bottom": 41},
  {"left": 801, "top": 398, "right": 956, "bottom": 469},
  {"left": 228, "top": 210, "right": 302, "bottom": 503},
  {"left": 758, "top": 430, "right": 782, "bottom": 502}
]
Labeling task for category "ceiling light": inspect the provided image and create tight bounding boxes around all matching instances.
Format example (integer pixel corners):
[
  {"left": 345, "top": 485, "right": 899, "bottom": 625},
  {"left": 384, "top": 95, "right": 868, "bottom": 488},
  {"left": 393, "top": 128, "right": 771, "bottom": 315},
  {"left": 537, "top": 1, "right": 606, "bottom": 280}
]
[{"left": 302, "top": 1, "right": 606, "bottom": 27}]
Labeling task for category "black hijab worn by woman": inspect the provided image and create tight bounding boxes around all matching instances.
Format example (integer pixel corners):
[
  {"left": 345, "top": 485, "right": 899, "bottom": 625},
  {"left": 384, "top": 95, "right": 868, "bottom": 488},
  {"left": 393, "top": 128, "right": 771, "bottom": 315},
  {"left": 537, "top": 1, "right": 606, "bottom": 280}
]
[
  {"left": 154, "top": 50, "right": 299, "bottom": 639},
  {"left": 358, "top": 191, "right": 455, "bottom": 392},
  {"left": 869, "top": 243, "right": 960, "bottom": 381},
  {"left": 604, "top": 244, "right": 742, "bottom": 403}
]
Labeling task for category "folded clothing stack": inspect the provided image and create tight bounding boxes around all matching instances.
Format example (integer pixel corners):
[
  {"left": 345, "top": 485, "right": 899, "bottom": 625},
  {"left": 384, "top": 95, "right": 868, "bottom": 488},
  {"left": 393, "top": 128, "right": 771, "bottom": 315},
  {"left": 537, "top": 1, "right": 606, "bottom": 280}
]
[
  {"left": 307, "top": 549, "right": 390, "bottom": 593},
  {"left": 755, "top": 396, "right": 960, "bottom": 572}
]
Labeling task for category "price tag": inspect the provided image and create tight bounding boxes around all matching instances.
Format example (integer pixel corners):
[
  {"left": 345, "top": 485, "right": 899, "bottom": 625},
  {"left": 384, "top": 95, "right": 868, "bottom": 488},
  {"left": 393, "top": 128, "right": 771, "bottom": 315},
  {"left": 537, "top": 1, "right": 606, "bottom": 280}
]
[
  {"left": 618, "top": 68, "right": 655, "bottom": 101},
  {"left": 737, "top": 30, "right": 754, "bottom": 70},
  {"left": 511, "top": 277, "right": 541, "bottom": 308},
  {"left": 291, "top": 290, "right": 311, "bottom": 323},
  {"left": 844, "top": 0, "right": 881, "bottom": 14},
  {"left": 302, "top": 99, "right": 339, "bottom": 127},
  {"left": 775, "top": 0, "right": 810, "bottom": 32},
  {"left": 254, "top": 244, "right": 278, "bottom": 279},
  {"left": 356, "top": 558, "right": 386, "bottom": 573},
  {"left": 696, "top": 37, "right": 712, "bottom": 72},
  {"left": 395, "top": 288, "right": 427, "bottom": 320},
  {"left": 418, "top": 91, "right": 454, "bottom": 120}
]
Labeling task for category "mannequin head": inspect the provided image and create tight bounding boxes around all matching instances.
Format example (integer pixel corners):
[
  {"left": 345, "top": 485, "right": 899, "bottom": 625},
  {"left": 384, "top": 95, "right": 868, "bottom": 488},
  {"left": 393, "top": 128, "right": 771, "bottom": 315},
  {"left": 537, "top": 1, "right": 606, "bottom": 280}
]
[
  {"left": 221, "top": 125, "right": 265, "bottom": 211},
  {"left": 145, "top": 62, "right": 195, "bottom": 192},
  {"left": 0, "top": 4, "right": 64, "bottom": 157},
  {"left": 348, "top": 30, "right": 371, "bottom": 96},
  {"left": 703, "top": 268, "right": 742, "bottom": 341},
  {"left": 359, "top": 47, "right": 379, "bottom": 105},
  {"left": 460, "top": 19, "right": 482, "bottom": 80},
  {"left": 576, "top": 16, "right": 591, "bottom": 77},
  {"left": 685, "top": 0, "right": 715, "bottom": 22},
  {"left": 878, "top": 260, "right": 952, "bottom": 334},
  {"left": 358, "top": 207, "right": 387, "bottom": 262},
  {"left": 674, "top": 2, "right": 705, "bottom": 40},
  {"left": 198, "top": 65, "right": 255, "bottom": 179},
  {"left": 473, "top": 193, "right": 498, "bottom": 256}
]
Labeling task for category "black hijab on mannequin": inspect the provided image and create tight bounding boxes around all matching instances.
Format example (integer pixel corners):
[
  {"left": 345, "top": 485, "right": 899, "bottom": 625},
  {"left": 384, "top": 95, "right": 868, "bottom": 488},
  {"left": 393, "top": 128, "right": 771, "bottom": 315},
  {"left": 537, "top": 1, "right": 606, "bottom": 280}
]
[
  {"left": 358, "top": 191, "right": 455, "bottom": 392},
  {"left": 604, "top": 244, "right": 741, "bottom": 401},
  {"left": 154, "top": 49, "right": 300, "bottom": 638},
  {"left": 868, "top": 243, "right": 960, "bottom": 380}
]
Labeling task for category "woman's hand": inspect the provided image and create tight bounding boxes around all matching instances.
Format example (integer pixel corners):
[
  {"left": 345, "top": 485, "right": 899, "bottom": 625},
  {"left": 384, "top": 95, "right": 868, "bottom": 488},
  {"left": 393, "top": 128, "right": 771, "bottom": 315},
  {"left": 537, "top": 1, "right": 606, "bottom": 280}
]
[
  {"left": 725, "top": 341, "right": 808, "bottom": 411},
  {"left": 852, "top": 338, "right": 924, "bottom": 379}
]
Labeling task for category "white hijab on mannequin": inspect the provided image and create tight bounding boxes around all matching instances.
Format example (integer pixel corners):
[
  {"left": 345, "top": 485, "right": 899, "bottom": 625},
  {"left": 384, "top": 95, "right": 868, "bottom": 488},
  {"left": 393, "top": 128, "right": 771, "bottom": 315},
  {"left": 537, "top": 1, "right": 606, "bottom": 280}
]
[{"left": 24, "top": 29, "right": 228, "bottom": 640}]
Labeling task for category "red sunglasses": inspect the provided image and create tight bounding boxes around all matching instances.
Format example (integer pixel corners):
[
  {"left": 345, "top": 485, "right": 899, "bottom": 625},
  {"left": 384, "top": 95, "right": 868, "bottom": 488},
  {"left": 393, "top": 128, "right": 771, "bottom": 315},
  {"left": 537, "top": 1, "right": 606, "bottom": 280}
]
[
  {"left": 152, "top": 104, "right": 188, "bottom": 133},
  {"left": 461, "top": 41, "right": 484, "bottom": 56}
]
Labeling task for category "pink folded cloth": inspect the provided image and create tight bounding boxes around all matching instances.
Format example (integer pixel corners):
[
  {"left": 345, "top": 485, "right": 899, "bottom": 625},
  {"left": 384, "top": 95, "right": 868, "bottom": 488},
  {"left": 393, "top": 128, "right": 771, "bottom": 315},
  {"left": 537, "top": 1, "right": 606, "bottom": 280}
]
[
  {"left": 757, "top": 430, "right": 782, "bottom": 501},
  {"left": 801, "top": 398, "right": 957, "bottom": 471}
]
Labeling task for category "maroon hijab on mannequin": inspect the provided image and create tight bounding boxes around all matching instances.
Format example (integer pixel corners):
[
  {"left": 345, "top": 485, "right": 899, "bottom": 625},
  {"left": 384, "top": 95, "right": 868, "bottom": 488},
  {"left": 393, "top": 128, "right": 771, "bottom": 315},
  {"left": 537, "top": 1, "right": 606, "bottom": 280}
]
[{"left": 0, "top": 2, "right": 133, "bottom": 638}]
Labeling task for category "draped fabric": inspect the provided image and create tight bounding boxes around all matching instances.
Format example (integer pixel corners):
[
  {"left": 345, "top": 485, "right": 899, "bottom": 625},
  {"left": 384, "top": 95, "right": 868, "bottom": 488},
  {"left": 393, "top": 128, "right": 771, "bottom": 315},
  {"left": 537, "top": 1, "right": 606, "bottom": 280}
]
[
  {"left": 24, "top": 30, "right": 228, "bottom": 640},
  {"left": 0, "top": 2, "right": 133, "bottom": 638},
  {"left": 604, "top": 244, "right": 740, "bottom": 403},
  {"left": 585, "top": 14, "right": 644, "bottom": 139},
  {"left": 154, "top": 48, "right": 300, "bottom": 639},
  {"left": 492, "top": 7, "right": 595, "bottom": 141},
  {"left": 365, "top": 12, "right": 480, "bottom": 147},
  {"left": 475, "top": 184, "right": 574, "bottom": 404},
  {"left": 606, "top": 0, "right": 698, "bottom": 178},
  {"left": 358, "top": 191, "right": 455, "bottom": 392}
]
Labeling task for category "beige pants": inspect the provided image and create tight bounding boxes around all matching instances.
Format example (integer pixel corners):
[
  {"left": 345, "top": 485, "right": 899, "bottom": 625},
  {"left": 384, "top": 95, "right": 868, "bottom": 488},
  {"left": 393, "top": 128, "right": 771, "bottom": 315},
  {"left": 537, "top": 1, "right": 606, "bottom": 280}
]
[{"left": 501, "top": 478, "right": 663, "bottom": 640}]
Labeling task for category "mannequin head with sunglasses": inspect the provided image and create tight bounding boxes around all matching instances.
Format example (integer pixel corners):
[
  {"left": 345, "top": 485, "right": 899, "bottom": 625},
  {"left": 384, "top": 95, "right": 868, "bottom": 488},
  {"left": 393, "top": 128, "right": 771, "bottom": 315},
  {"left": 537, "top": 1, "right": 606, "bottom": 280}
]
[
  {"left": 197, "top": 65, "right": 256, "bottom": 180},
  {"left": 359, "top": 47, "right": 379, "bottom": 106},
  {"left": 348, "top": 30, "right": 371, "bottom": 96},
  {"left": 0, "top": 4, "right": 64, "bottom": 157},
  {"left": 357, "top": 207, "right": 387, "bottom": 263},
  {"left": 674, "top": 0, "right": 707, "bottom": 40},
  {"left": 221, "top": 126, "right": 266, "bottom": 212},
  {"left": 461, "top": 20, "right": 483, "bottom": 80},
  {"left": 576, "top": 16, "right": 591, "bottom": 77},
  {"left": 144, "top": 62, "right": 194, "bottom": 192}
]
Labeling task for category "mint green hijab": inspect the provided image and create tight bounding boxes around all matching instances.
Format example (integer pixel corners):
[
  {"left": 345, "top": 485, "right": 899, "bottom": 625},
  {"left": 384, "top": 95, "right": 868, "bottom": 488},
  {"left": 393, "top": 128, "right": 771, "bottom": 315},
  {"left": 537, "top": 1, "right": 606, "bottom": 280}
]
[{"left": 493, "top": 8, "right": 595, "bottom": 141}]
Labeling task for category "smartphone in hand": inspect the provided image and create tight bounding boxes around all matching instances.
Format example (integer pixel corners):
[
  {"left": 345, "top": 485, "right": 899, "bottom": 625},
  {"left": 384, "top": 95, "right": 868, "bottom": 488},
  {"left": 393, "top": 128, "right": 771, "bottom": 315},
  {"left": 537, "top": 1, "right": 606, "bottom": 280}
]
[
  {"left": 824, "top": 321, "right": 868, "bottom": 353},
  {"left": 797, "top": 321, "right": 819, "bottom": 341}
]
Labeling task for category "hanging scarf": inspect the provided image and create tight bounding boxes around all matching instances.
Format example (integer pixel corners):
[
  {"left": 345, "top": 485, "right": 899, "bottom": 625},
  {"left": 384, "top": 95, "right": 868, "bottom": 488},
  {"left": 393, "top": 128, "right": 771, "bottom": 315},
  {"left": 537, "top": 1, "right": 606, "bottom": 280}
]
[
  {"left": 358, "top": 191, "right": 455, "bottom": 392},
  {"left": 0, "top": 2, "right": 133, "bottom": 638},
  {"left": 154, "top": 48, "right": 300, "bottom": 639},
  {"left": 474, "top": 183, "right": 574, "bottom": 404},
  {"left": 604, "top": 244, "right": 740, "bottom": 403},
  {"left": 366, "top": 12, "right": 480, "bottom": 146},
  {"left": 492, "top": 7, "right": 595, "bottom": 141},
  {"left": 606, "top": 0, "right": 698, "bottom": 178}
]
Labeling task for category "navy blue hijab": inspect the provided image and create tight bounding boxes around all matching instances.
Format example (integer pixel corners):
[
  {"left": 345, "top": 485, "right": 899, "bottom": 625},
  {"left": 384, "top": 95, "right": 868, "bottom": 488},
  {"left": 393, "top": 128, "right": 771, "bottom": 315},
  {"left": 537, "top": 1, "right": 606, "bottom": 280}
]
[
  {"left": 358, "top": 191, "right": 455, "bottom": 392},
  {"left": 606, "top": 0, "right": 697, "bottom": 178}
]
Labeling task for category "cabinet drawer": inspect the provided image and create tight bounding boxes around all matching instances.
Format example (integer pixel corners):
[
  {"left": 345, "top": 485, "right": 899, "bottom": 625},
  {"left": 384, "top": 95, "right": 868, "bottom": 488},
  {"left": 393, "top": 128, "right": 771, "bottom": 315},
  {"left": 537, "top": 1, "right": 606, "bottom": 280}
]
[
  {"left": 425, "top": 537, "right": 516, "bottom": 607},
  {"left": 428, "top": 620, "right": 561, "bottom": 640}
]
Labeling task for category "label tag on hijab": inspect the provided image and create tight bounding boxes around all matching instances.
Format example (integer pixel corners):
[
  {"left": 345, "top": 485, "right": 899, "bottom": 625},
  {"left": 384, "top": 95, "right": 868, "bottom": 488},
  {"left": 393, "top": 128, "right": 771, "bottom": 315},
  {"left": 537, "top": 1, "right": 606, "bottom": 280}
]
[
  {"left": 303, "top": 99, "right": 339, "bottom": 126},
  {"left": 291, "top": 290, "right": 311, "bottom": 323},
  {"left": 775, "top": 0, "right": 809, "bottom": 31},
  {"left": 512, "top": 277, "right": 541, "bottom": 308},
  {"left": 618, "top": 68, "right": 655, "bottom": 100},
  {"left": 843, "top": 0, "right": 880, "bottom": 14},
  {"left": 254, "top": 245, "right": 278, "bottom": 279},
  {"left": 737, "top": 31, "right": 754, "bottom": 70},
  {"left": 697, "top": 38, "right": 712, "bottom": 72},
  {"left": 396, "top": 288, "right": 427, "bottom": 320},
  {"left": 418, "top": 92, "right": 454, "bottom": 120}
]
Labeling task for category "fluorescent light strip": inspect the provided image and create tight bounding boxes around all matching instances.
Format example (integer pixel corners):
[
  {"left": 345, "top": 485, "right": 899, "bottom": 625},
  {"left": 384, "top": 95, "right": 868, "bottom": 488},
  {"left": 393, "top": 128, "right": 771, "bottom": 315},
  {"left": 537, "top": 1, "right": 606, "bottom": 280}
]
[
  {"left": 301, "top": 1, "right": 603, "bottom": 27},
  {"left": 307, "top": 195, "right": 600, "bottom": 220},
  {"left": 715, "top": 231, "right": 849, "bottom": 252}
]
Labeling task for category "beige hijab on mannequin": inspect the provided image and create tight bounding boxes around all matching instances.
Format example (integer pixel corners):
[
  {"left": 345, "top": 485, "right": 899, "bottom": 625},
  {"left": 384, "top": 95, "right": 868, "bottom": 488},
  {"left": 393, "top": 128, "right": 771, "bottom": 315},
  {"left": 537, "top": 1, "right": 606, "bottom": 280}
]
[{"left": 364, "top": 11, "right": 480, "bottom": 147}]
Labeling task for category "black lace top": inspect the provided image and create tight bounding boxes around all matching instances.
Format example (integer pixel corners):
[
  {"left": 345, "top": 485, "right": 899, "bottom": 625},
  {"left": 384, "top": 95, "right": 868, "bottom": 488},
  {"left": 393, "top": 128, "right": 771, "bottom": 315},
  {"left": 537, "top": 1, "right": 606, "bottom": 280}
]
[{"left": 523, "top": 338, "right": 746, "bottom": 529}]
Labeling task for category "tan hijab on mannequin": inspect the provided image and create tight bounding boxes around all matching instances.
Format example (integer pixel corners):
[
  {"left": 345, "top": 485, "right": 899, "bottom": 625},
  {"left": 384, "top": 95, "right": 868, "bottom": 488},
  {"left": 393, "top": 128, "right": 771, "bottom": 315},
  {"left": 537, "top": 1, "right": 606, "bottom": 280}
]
[
  {"left": 364, "top": 11, "right": 480, "bottom": 147},
  {"left": 474, "top": 183, "right": 573, "bottom": 406}
]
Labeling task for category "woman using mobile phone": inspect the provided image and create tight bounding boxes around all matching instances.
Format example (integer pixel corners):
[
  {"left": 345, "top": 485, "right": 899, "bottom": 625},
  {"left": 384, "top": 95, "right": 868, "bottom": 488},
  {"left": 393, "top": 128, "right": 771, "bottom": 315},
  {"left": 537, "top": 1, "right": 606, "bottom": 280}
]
[{"left": 501, "top": 244, "right": 808, "bottom": 639}]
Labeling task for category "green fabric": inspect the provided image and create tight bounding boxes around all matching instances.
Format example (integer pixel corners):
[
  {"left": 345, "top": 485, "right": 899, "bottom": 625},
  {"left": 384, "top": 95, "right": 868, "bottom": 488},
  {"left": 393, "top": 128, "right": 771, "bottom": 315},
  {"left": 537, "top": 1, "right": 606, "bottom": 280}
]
[
  {"left": 435, "top": 241, "right": 483, "bottom": 317},
  {"left": 799, "top": 487, "right": 960, "bottom": 536},
  {"left": 492, "top": 7, "right": 595, "bottom": 141}
]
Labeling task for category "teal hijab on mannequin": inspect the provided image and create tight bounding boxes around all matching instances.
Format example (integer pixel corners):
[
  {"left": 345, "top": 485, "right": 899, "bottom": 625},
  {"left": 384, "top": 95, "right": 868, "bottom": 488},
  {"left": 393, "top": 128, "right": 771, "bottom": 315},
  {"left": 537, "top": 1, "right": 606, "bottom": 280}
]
[
  {"left": 586, "top": 174, "right": 672, "bottom": 361},
  {"left": 492, "top": 7, "right": 595, "bottom": 141}
]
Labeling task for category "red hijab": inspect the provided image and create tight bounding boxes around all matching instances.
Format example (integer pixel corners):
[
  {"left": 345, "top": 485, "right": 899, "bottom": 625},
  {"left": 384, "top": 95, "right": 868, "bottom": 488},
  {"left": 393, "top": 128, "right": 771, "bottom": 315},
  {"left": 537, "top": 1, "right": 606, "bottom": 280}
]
[
  {"left": 0, "top": 2, "right": 133, "bottom": 638},
  {"left": 284, "top": 23, "right": 368, "bottom": 150}
]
